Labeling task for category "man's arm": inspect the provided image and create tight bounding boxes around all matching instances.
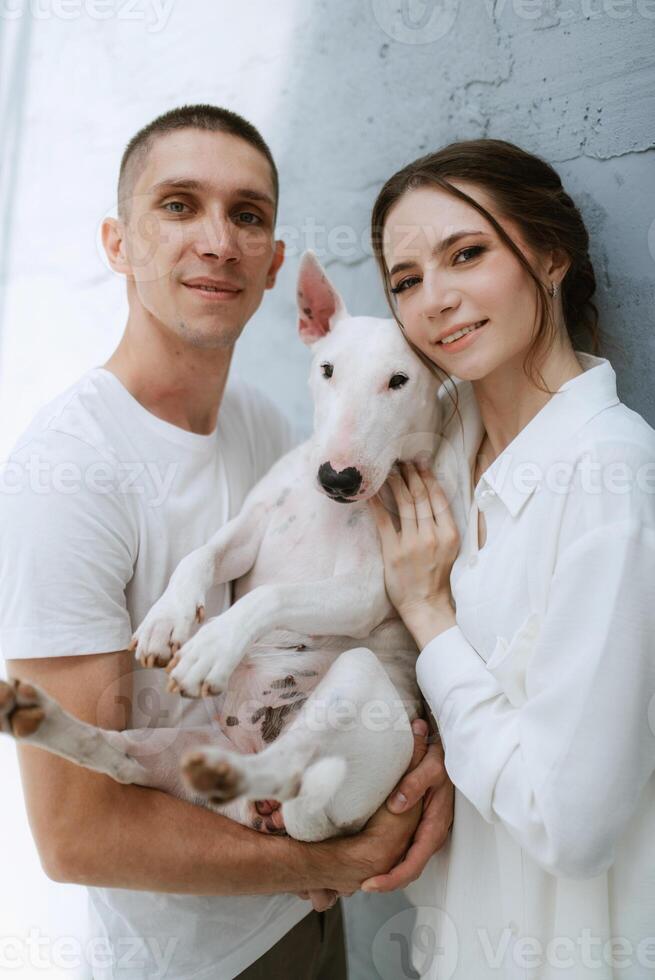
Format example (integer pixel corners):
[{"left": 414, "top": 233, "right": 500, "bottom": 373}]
[{"left": 8, "top": 651, "right": 419, "bottom": 895}]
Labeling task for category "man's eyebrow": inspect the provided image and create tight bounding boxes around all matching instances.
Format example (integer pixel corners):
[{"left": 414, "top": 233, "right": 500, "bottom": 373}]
[
  {"left": 148, "top": 177, "right": 275, "bottom": 208},
  {"left": 388, "top": 229, "right": 487, "bottom": 277}
]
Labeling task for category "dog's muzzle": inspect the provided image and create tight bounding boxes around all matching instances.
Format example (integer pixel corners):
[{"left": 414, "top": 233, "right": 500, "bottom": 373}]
[{"left": 317, "top": 462, "right": 363, "bottom": 502}]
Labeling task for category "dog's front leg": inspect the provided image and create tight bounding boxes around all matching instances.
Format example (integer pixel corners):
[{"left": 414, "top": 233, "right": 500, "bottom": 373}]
[
  {"left": 168, "top": 569, "right": 390, "bottom": 698},
  {"left": 131, "top": 500, "right": 270, "bottom": 669}
]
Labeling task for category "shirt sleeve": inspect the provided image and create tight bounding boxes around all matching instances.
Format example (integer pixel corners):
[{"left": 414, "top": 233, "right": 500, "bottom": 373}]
[
  {"left": 416, "top": 520, "right": 655, "bottom": 879},
  {"left": 0, "top": 432, "right": 136, "bottom": 660}
]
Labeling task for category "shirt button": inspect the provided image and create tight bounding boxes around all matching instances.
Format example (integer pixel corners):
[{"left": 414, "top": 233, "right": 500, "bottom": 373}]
[
  {"left": 468, "top": 554, "right": 479, "bottom": 568},
  {"left": 508, "top": 920, "right": 519, "bottom": 937}
]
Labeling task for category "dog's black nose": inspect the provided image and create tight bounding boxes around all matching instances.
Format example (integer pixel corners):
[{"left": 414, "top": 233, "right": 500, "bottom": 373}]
[{"left": 318, "top": 462, "right": 362, "bottom": 500}]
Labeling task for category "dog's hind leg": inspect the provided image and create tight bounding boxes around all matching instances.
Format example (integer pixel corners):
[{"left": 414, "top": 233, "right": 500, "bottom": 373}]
[
  {"left": 181, "top": 646, "right": 416, "bottom": 842},
  {"left": 0, "top": 678, "right": 147, "bottom": 784}
]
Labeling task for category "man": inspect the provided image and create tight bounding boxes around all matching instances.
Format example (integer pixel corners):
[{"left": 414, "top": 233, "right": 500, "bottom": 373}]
[{"left": 0, "top": 105, "right": 452, "bottom": 979}]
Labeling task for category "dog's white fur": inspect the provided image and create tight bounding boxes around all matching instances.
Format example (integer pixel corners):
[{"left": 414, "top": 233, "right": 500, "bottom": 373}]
[{"left": 1, "top": 252, "right": 443, "bottom": 844}]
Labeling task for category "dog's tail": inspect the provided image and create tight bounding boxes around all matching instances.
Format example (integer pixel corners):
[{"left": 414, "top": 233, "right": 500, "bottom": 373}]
[{"left": 296, "top": 756, "right": 347, "bottom": 814}]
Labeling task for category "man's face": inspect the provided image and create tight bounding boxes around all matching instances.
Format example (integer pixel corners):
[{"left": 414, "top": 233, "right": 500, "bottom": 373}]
[{"left": 120, "top": 128, "right": 282, "bottom": 349}]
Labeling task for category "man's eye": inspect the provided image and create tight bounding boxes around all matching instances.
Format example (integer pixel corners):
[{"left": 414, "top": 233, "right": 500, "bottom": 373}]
[
  {"left": 390, "top": 276, "right": 421, "bottom": 295},
  {"left": 163, "top": 201, "right": 190, "bottom": 214},
  {"left": 321, "top": 363, "right": 334, "bottom": 379},
  {"left": 389, "top": 374, "right": 409, "bottom": 389},
  {"left": 236, "top": 212, "right": 262, "bottom": 225}
]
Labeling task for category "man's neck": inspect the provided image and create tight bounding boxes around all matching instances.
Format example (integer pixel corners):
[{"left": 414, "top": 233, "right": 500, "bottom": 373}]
[{"left": 103, "top": 317, "right": 234, "bottom": 436}]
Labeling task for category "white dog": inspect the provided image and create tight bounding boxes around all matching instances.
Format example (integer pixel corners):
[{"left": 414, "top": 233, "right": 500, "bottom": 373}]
[{"left": 0, "top": 251, "right": 443, "bottom": 845}]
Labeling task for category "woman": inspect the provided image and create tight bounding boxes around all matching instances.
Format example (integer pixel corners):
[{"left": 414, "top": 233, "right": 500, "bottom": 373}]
[{"left": 364, "top": 140, "right": 655, "bottom": 979}]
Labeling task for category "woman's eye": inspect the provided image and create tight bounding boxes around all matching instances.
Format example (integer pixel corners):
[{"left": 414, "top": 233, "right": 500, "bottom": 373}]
[
  {"left": 390, "top": 275, "right": 421, "bottom": 295},
  {"left": 163, "top": 201, "right": 190, "bottom": 214},
  {"left": 321, "top": 363, "right": 334, "bottom": 379},
  {"left": 389, "top": 374, "right": 409, "bottom": 390},
  {"left": 454, "top": 245, "right": 485, "bottom": 264}
]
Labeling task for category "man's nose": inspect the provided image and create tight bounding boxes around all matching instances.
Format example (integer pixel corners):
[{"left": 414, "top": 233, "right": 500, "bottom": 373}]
[{"left": 193, "top": 213, "right": 240, "bottom": 262}]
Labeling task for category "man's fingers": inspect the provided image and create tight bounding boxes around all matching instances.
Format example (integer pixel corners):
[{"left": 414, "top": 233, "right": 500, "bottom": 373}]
[
  {"left": 360, "top": 831, "right": 436, "bottom": 893},
  {"left": 306, "top": 889, "right": 339, "bottom": 912},
  {"left": 385, "top": 719, "right": 429, "bottom": 814},
  {"left": 388, "top": 739, "right": 446, "bottom": 813},
  {"left": 408, "top": 718, "right": 429, "bottom": 768},
  {"left": 363, "top": 789, "right": 452, "bottom": 893}
]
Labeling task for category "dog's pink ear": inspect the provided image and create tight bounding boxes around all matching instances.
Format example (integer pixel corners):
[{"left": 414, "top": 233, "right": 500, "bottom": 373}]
[{"left": 297, "top": 251, "right": 347, "bottom": 346}]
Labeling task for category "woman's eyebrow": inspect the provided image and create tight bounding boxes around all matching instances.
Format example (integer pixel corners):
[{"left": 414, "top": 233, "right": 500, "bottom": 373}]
[{"left": 389, "top": 229, "right": 487, "bottom": 277}]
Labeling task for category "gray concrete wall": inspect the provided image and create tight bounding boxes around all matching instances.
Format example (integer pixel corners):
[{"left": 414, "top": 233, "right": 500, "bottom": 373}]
[
  {"left": 1, "top": 2, "right": 653, "bottom": 977},
  {"left": 237, "top": 0, "right": 654, "bottom": 442}
]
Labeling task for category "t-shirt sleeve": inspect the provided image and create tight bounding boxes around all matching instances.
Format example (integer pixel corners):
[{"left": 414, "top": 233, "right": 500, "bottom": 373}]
[
  {"left": 242, "top": 383, "right": 300, "bottom": 484},
  {"left": 0, "top": 432, "right": 136, "bottom": 660}
]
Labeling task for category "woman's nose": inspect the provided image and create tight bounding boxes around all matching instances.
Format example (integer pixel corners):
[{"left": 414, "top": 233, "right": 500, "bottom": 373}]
[{"left": 420, "top": 272, "right": 460, "bottom": 318}]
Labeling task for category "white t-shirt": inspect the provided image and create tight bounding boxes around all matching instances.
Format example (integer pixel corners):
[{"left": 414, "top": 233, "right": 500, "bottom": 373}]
[
  {"left": 0, "top": 367, "right": 310, "bottom": 980},
  {"left": 408, "top": 353, "right": 655, "bottom": 980}
]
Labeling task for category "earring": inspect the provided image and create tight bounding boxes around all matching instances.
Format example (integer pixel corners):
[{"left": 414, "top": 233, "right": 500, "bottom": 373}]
[{"left": 550, "top": 281, "right": 560, "bottom": 298}]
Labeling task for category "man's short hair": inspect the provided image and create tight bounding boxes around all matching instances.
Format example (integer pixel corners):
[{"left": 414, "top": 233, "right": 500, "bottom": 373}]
[{"left": 117, "top": 104, "right": 279, "bottom": 220}]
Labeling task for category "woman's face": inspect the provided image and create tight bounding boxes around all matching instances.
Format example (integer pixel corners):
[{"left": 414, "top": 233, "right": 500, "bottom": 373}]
[{"left": 382, "top": 182, "right": 551, "bottom": 382}]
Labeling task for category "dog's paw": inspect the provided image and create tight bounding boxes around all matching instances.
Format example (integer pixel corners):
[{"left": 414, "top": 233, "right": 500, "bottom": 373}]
[
  {"left": 166, "top": 621, "right": 241, "bottom": 699},
  {"left": 0, "top": 680, "right": 47, "bottom": 738},
  {"left": 129, "top": 590, "right": 207, "bottom": 670},
  {"left": 182, "top": 748, "right": 247, "bottom": 804},
  {"left": 250, "top": 800, "right": 287, "bottom": 836}
]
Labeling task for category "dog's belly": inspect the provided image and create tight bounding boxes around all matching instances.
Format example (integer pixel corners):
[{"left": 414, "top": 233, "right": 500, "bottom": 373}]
[{"left": 214, "top": 643, "right": 336, "bottom": 754}]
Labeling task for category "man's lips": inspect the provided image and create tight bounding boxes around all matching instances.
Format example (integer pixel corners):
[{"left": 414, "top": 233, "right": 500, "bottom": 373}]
[{"left": 182, "top": 278, "right": 243, "bottom": 300}]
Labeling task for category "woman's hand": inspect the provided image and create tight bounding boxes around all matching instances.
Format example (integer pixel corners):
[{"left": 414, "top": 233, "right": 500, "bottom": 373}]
[{"left": 369, "top": 461, "right": 459, "bottom": 646}]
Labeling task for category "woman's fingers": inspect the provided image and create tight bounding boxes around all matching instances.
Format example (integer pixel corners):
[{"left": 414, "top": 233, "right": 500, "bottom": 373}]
[
  {"left": 418, "top": 464, "right": 459, "bottom": 542},
  {"left": 400, "top": 462, "right": 435, "bottom": 525},
  {"left": 386, "top": 469, "right": 419, "bottom": 536}
]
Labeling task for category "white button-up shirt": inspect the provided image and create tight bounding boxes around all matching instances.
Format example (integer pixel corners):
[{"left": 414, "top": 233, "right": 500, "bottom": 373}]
[{"left": 407, "top": 354, "right": 655, "bottom": 980}]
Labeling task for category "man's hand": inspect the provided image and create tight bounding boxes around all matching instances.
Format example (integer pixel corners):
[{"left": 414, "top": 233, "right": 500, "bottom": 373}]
[
  {"left": 301, "top": 719, "right": 431, "bottom": 908},
  {"left": 361, "top": 722, "right": 453, "bottom": 893}
]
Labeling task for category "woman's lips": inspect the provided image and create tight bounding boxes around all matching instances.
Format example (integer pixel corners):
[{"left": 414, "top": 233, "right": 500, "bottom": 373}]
[{"left": 436, "top": 319, "right": 488, "bottom": 352}]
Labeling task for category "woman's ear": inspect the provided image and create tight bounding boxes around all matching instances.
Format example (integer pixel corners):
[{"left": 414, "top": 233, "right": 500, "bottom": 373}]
[
  {"left": 102, "top": 217, "right": 131, "bottom": 277},
  {"left": 546, "top": 247, "right": 571, "bottom": 288}
]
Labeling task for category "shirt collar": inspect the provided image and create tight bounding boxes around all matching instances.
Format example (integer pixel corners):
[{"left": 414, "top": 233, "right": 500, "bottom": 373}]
[{"left": 440, "top": 353, "right": 620, "bottom": 518}]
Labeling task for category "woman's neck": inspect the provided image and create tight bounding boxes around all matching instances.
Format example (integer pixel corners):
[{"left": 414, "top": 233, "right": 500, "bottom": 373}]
[{"left": 472, "top": 336, "right": 584, "bottom": 466}]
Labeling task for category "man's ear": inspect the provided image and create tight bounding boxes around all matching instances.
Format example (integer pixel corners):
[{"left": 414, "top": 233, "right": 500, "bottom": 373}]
[
  {"left": 102, "top": 217, "right": 131, "bottom": 277},
  {"left": 265, "top": 239, "right": 285, "bottom": 290}
]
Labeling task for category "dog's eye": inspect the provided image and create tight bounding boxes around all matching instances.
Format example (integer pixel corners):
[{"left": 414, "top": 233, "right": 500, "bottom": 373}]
[
  {"left": 321, "top": 363, "right": 334, "bottom": 379},
  {"left": 389, "top": 373, "right": 409, "bottom": 389}
]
